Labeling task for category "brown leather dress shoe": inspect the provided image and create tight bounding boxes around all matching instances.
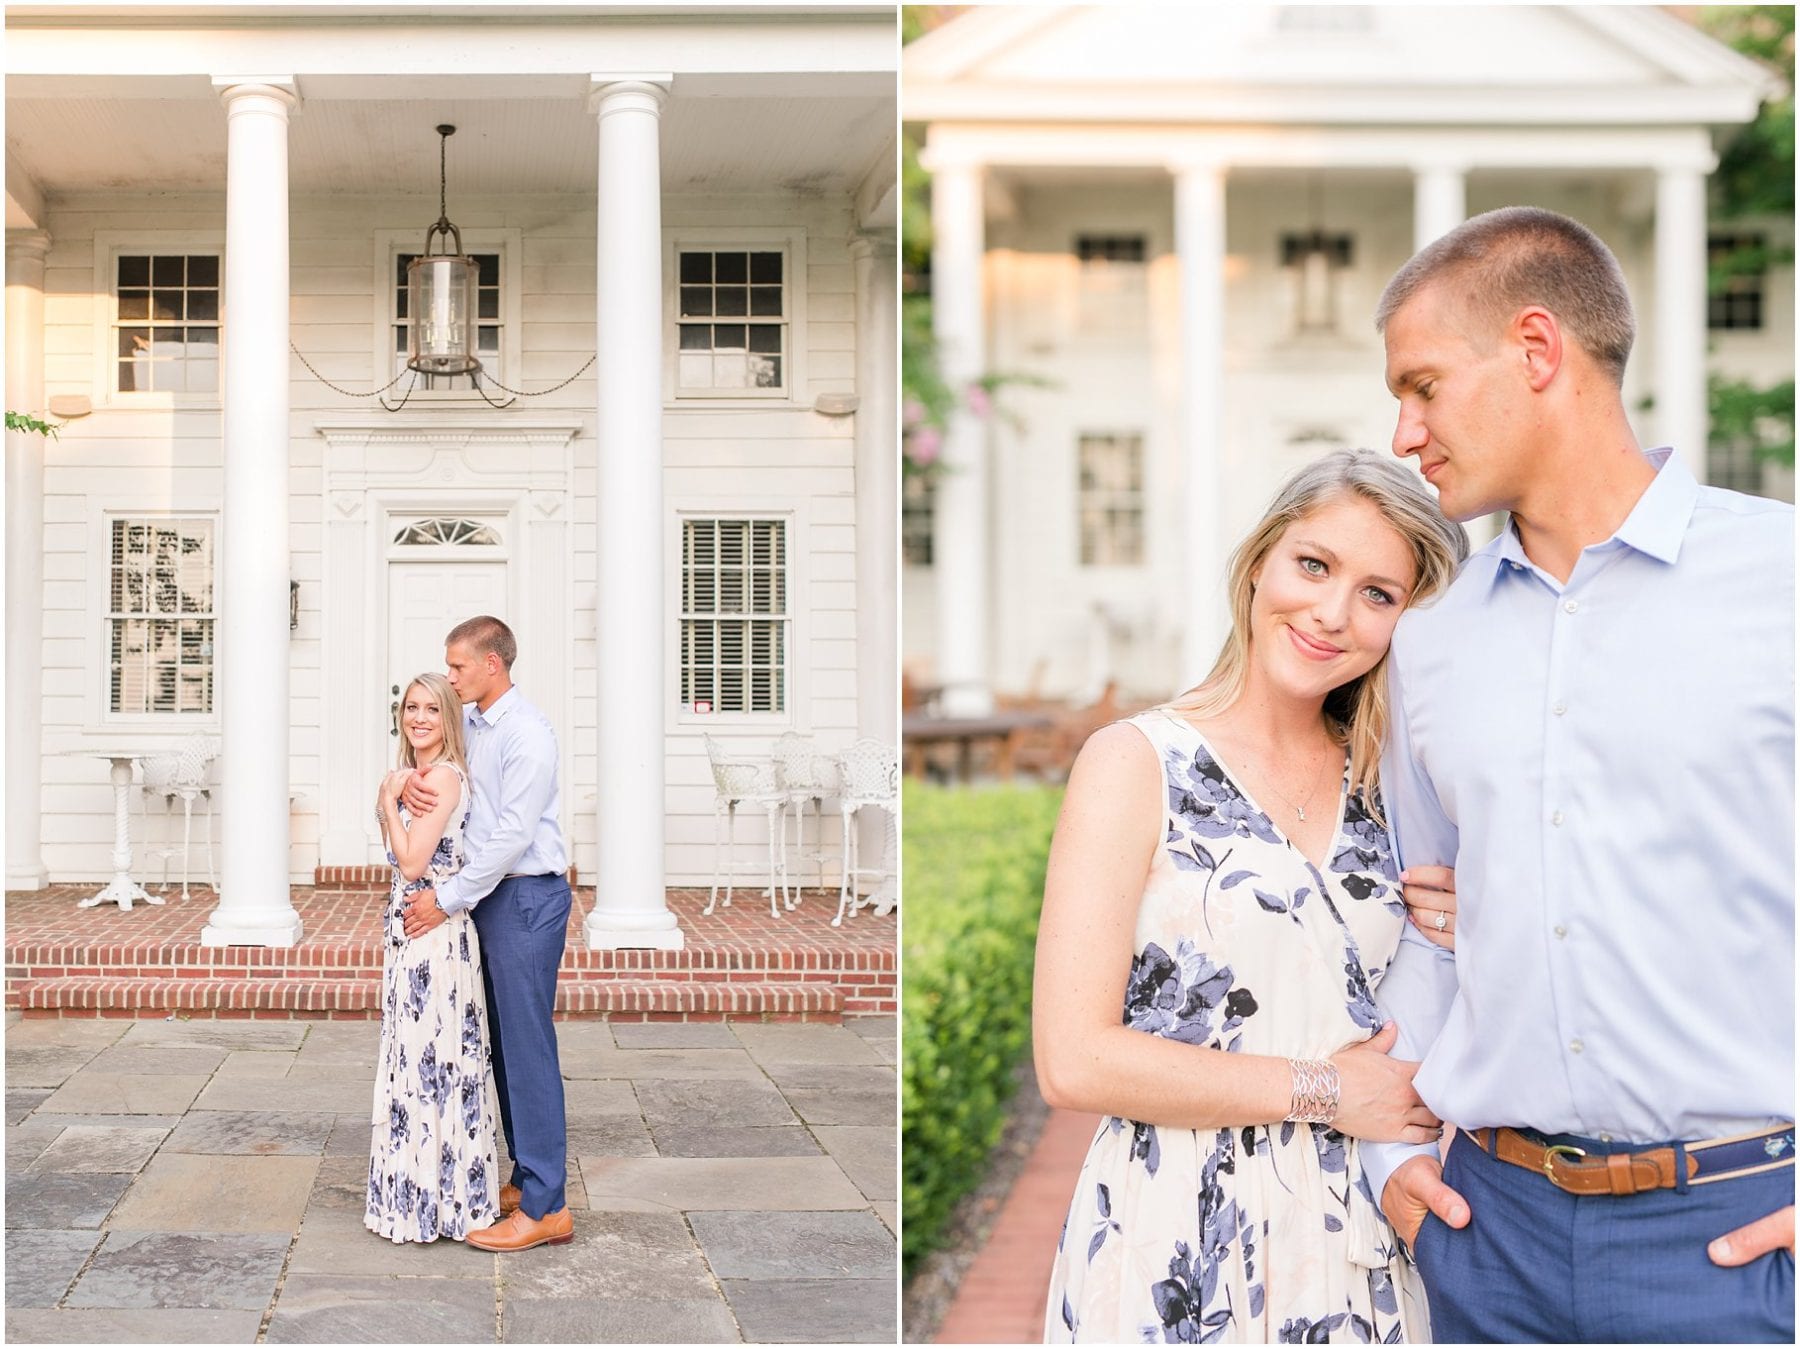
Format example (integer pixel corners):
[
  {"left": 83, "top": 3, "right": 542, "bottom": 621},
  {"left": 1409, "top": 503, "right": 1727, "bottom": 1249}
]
[
  {"left": 465, "top": 1206, "right": 574, "bottom": 1252},
  {"left": 499, "top": 1184, "right": 521, "bottom": 1217}
]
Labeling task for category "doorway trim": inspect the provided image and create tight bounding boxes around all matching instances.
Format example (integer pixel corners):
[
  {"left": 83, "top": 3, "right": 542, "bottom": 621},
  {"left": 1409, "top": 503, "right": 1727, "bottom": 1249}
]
[{"left": 316, "top": 417, "right": 580, "bottom": 865}]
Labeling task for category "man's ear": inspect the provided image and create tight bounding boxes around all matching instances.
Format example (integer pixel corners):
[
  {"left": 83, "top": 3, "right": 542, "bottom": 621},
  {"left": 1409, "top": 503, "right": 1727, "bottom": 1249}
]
[{"left": 1515, "top": 306, "right": 1561, "bottom": 392}]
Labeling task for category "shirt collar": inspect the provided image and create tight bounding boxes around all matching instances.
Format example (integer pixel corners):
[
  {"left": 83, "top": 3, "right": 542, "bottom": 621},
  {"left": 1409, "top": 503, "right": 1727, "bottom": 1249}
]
[
  {"left": 1479, "top": 446, "right": 1695, "bottom": 586},
  {"left": 468, "top": 685, "right": 520, "bottom": 728}
]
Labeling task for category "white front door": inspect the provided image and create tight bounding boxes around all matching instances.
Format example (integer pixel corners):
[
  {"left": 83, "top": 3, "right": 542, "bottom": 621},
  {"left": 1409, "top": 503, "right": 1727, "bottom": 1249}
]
[{"left": 385, "top": 559, "right": 507, "bottom": 758}]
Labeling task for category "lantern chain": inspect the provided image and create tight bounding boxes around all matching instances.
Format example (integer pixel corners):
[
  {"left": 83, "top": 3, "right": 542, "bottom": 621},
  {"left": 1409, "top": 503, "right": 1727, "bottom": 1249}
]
[
  {"left": 475, "top": 354, "right": 598, "bottom": 398},
  {"left": 289, "top": 342, "right": 415, "bottom": 397}
]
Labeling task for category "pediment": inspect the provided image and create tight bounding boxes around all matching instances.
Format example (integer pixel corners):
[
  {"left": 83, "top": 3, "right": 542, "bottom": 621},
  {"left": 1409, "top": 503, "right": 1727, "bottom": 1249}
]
[{"left": 906, "top": 6, "right": 1778, "bottom": 126}]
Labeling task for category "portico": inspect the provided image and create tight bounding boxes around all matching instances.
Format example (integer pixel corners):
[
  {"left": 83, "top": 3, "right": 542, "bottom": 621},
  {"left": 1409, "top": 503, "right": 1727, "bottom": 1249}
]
[{"left": 5, "top": 7, "right": 898, "bottom": 964}]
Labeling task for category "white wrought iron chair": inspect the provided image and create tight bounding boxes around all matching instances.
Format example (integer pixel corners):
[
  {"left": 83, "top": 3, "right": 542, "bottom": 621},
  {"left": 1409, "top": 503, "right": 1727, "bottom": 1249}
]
[
  {"left": 771, "top": 732, "right": 841, "bottom": 911},
  {"left": 138, "top": 733, "right": 221, "bottom": 900},
  {"left": 702, "top": 734, "right": 790, "bottom": 919},
  {"left": 834, "top": 737, "right": 898, "bottom": 927}
]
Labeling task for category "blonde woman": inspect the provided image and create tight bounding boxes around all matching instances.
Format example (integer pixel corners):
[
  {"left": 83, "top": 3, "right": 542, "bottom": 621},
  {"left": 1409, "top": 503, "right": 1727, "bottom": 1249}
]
[
  {"left": 1038, "top": 450, "right": 1466, "bottom": 1342},
  {"left": 365, "top": 672, "right": 501, "bottom": 1243}
]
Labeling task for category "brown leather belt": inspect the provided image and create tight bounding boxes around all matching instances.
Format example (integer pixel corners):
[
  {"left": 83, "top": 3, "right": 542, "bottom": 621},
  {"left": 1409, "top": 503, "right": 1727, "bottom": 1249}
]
[{"left": 1465, "top": 1126, "right": 1696, "bottom": 1196}]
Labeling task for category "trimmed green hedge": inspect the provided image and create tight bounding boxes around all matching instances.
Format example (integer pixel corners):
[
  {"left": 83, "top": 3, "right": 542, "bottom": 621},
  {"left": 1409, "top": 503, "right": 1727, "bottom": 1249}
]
[{"left": 901, "top": 779, "right": 1064, "bottom": 1277}]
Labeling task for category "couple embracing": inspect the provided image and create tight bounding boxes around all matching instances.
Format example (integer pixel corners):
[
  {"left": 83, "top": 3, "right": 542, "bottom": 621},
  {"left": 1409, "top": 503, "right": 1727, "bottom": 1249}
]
[
  {"left": 1038, "top": 208, "right": 1793, "bottom": 1342},
  {"left": 364, "top": 615, "right": 576, "bottom": 1253}
]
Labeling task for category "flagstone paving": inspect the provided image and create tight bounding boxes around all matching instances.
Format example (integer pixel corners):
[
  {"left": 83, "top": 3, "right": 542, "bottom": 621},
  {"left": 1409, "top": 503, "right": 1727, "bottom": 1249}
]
[{"left": 4, "top": 1010, "right": 897, "bottom": 1344}]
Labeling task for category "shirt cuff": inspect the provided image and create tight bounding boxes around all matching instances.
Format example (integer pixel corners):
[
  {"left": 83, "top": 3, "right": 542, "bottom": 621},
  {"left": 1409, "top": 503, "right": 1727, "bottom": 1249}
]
[
  {"left": 435, "top": 879, "right": 473, "bottom": 916},
  {"left": 1360, "top": 1138, "right": 1439, "bottom": 1209}
]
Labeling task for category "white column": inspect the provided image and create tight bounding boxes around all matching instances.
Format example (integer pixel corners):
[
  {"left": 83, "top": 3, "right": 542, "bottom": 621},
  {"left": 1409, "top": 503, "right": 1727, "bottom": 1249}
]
[
  {"left": 6, "top": 229, "right": 51, "bottom": 889},
  {"left": 1173, "top": 161, "right": 1228, "bottom": 687},
  {"left": 850, "top": 232, "right": 897, "bottom": 903},
  {"left": 1654, "top": 163, "right": 1710, "bottom": 467},
  {"left": 203, "top": 79, "right": 302, "bottom": 947},
  {"left": 1413, "top": 163, "right": 1467, "bottom": 251},
  {"left": 586, "top": 75, "right": 683, "bottom": 950},
  {"left": 927, "top": 157, "right": 991, "bottom": 716},
  {"left": 1409, "top": 163, "right": 1500, "bottom": 543}
]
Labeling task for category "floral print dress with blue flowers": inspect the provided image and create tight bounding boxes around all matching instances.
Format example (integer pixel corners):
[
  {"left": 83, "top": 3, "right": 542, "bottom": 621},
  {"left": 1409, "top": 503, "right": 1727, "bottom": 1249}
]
[
  {"left": 365, "top": 762, "right": 502, "bottom": 1243},
  {"left": 1044, "top": 712, "right": 1430, "bottom": 1344}
]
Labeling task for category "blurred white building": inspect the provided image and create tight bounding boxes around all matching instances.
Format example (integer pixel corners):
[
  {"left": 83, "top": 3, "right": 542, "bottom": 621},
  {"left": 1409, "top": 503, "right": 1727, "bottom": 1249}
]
[
  {"left": 903, "top": 5, "right": 1792, "bottom": 711},
  {"left": 5, "top": 4, "right": 897, "bottom": 949}
]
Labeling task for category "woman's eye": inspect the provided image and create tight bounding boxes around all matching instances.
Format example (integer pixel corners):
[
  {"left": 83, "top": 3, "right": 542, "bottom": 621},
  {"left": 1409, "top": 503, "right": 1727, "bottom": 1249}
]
[
  {"left": 1363, "top": 587, "right": 1396, "bottom": 606},
  {"left": 1299, "top": 556, "right": 1326, "bottom": 575}
]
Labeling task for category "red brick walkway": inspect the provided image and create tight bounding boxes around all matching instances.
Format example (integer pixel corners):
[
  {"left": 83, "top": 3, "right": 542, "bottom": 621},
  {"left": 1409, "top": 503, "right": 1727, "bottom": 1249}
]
[
  {"left": 934, "top": 1107, "right": 1100, "bottom": 1344},
  {"left": 6, "top": 884, "right": 894, "bottom": 1020}
]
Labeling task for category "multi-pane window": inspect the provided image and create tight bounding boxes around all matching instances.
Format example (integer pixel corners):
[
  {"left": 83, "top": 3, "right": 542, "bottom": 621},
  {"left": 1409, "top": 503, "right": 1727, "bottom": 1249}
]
[
  {"left": 114, "top": 255, "right": 220, "bottom": 393},
  {"left": 394, "top": 252, "right": 501, "bottom": 387},
  {"left": 677, "top": 250, "right": 787, "bottom": 393},
  {"left": 681, "top": 519, "right": 787, "bottom": 714},
  {"left": 902, "top": 474, "right": 936, "bottom": 567},
  {"left": 108, "top": 518, "right": 215, "bottom": 714},
  {"left": 1076, "top": 234, "right": 1147, "bottom": 264},
  {"left": 1078, "top": 433, "right": 1146, "bottom": 566},
  {"left": 1708, "top": 233, "right": 1765, "bottom": 331}
]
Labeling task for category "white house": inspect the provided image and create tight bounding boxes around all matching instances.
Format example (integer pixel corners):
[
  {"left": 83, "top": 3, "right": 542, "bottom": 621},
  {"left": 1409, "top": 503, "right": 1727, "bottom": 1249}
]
[
  {"left": 4, "top": 4, "right": 898, "bottom": 950},
  {"left": 903, "top": 5, "right": 1792, "bottom": 711}
]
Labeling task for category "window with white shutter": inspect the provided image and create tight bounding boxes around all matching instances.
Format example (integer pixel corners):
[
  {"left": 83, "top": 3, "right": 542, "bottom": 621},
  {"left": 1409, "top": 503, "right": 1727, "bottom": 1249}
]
[
  {"left": 107, "top": 517, "right": 216, "bottom": 714},
  {"left": 681, "top": 519, "right": 788, "bottom": 714}
]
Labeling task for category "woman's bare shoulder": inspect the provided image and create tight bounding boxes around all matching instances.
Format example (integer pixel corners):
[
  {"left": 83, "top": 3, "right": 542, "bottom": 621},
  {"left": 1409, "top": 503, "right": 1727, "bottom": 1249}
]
[{"left": 1066, "top": 718, "right": 1162, "bottom": 802}]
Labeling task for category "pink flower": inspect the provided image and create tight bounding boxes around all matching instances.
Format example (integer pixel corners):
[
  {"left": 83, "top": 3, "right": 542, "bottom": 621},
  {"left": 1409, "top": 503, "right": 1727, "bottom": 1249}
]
[
  {"left": 903, "top": 398, "right": 926, "bottom": 429},
  {"left": 908, "top": 426, "right": 942, "bottom": 466},
  {"left": 965, "top": 383, "right": 992, "bottom": 418}
]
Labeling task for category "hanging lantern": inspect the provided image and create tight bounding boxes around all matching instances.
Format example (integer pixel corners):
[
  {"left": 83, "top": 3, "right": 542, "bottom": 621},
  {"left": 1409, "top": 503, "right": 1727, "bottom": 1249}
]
[{"left": 408, "top": 125, "right": 481, "bottom": 377}]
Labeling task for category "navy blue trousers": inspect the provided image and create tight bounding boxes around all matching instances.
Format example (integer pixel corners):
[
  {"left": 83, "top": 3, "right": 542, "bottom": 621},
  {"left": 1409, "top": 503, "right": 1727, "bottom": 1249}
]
[
  {"left": 471, "top": 874, "right": 570, "bottom": 1220},
  {"left": 1414, "top": 1129, "right": 1795, "bottom": 1343}
]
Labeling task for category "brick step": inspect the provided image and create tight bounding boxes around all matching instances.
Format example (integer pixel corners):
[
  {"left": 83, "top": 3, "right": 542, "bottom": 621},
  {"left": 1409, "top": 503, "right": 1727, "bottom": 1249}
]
[
  {"left": 7, "top": 944, "right": 891, "bottom": 973},
  {"left": 9, "top": 975, "right": 845, "bottom": 1021}
]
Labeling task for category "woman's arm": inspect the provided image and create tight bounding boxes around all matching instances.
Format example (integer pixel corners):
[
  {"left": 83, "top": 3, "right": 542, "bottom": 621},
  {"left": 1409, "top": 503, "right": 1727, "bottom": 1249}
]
[
  {"left": 381, "top": 764, "right": 461, "bottom": 882},
  {"left": 1032, "top": 723, "right": 1440, "bottom": 1143}
]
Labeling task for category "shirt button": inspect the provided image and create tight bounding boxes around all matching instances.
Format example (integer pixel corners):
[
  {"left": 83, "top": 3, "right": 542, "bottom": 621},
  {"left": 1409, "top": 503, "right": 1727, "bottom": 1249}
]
[
  {"left": 1563, "top": 599, "right": 1579, "bottom": 614},
  {"left": 1553, "top": 924, "right": 1568, "bottom": 939},
  {"left": 1551, "top": 810, "right": 1564, "bottom": 827},
  {"left": 1552, "top": 701, "right": 1567, "bottom": 716},
  {"left": 1569, "top": 1038, "right": 1584, "bottom": 1054}
]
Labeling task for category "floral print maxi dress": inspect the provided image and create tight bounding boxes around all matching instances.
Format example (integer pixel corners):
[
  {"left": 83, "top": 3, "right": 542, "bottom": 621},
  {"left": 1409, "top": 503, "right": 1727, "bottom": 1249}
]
[
  {"left": 365, "top": 763, "right": 502, "bottom": 1243},
  {"left": 1044, "top": 712, "right": 1430, "bottom": 1344}
]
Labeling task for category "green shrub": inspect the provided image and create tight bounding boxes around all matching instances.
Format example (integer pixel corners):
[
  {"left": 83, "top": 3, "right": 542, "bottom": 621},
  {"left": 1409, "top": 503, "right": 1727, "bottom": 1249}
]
[{"left": 901, "top": 779, "right": 1064, "bottom": 1277}]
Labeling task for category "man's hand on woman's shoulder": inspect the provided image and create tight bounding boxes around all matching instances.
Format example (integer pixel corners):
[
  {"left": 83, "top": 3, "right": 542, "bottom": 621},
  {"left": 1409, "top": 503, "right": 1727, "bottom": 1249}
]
[{"left": 400, "top": 769, "right": 440, "bottom": 816}]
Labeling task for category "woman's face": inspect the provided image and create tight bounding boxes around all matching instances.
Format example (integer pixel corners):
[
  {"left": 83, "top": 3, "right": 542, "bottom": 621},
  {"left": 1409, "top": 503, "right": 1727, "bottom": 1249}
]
[
  {"left": 402, "top": 682, "right": 447, "bottom": 762},
  {"left": 1247, "top": 495, "right": 1419, "bottom": 705}
]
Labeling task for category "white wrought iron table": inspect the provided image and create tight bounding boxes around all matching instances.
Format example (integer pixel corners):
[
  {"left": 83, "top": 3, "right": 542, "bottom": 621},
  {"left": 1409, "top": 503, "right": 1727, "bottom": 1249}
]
[{"left": 55, "top": 749, "right": 161, "bottom": 911}]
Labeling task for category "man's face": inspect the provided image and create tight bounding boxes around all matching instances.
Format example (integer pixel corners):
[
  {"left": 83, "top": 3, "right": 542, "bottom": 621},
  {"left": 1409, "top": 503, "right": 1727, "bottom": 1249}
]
[
  {"left": 444, "top": 640, "right": 495, "bottom": 706},
  {"left": 1383, "top": 283, "right": 1532, "bottom": 522}
]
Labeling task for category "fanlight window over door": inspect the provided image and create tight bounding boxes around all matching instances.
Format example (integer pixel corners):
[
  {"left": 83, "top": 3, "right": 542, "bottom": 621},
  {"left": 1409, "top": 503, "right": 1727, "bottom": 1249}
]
[{"left": 393, "top": 518, "right": 502, "bottom": 547}]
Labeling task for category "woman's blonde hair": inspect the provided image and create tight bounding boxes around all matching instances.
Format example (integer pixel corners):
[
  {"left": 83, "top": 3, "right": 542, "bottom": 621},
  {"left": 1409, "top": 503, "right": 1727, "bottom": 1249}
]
[
  {"left": 1167, "top": 449, "right": 1468, "bottom": 815},
  {"left": 396, "top": 672, "right": 468, "bottom": 776}
]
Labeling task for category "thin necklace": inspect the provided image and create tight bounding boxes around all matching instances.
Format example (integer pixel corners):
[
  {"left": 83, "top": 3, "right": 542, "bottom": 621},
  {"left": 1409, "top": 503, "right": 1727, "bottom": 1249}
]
[{"left": 1242, "top": 741, "right": 1338, "bottom": 823}]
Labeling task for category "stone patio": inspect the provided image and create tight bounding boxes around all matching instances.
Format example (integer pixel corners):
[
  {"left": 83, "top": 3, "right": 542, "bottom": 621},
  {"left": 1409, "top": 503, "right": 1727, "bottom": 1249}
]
[{"left": 4, "top": 1011, "right": 897, "bottom": 1343}]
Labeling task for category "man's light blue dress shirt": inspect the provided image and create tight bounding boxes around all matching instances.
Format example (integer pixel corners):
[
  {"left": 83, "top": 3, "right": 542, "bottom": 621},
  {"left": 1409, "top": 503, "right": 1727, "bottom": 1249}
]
[
  {"left": 435, "top": 686, "right": 567, "bottom": 916},
  {"left": 1364, "top": 449, "right": 1794, "bottom": 1202}
]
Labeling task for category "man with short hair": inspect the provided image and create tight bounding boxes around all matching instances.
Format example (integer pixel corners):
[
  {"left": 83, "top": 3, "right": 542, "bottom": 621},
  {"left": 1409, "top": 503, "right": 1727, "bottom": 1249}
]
[
  {"left": 403, "top": 614, "right": 573, "bottom": 1252},
  {"left": 1364, "top": 207, "right": 1793, "bottom": 1341}
]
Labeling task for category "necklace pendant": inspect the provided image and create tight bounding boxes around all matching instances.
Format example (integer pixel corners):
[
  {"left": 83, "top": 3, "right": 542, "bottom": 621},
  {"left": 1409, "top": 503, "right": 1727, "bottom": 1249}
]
[{"left": 1296, "top": 806, "right": 1306, "bottom": 822}]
